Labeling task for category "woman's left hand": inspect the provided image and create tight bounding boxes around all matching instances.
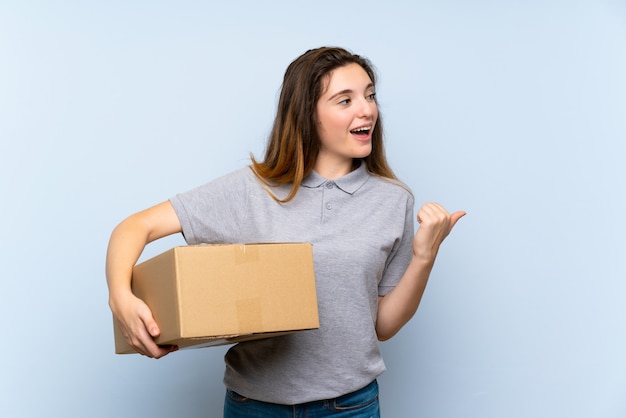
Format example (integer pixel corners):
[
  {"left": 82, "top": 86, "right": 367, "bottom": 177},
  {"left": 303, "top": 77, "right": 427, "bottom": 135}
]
[{"left": 413, "top": 202, "right": 466, "bottom": 261}]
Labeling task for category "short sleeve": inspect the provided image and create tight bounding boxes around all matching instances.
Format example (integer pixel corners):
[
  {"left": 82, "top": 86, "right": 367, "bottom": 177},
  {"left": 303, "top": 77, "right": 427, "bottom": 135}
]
[
  {"left": 169, "top": 168, "right": 252, "bottom": 245},
  {"left": 378, "top": 192, "right": 415, "bottom": 296}
]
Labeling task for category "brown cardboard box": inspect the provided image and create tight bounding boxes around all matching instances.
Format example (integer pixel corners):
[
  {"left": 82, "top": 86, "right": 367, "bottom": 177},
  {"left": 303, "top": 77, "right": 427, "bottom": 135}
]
[{"left": 113, "top": 243, "right": 319, "bottom": 354}]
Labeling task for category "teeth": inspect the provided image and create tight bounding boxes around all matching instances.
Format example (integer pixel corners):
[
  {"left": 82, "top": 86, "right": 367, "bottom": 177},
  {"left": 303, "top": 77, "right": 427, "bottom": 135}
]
[{"left": 351, "top": 127, "right": 371, "bottom": 133}]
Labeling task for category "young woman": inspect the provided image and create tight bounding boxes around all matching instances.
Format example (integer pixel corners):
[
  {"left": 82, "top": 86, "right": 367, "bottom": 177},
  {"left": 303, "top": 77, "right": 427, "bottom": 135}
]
[{"left": 106, "top": 46, "right": 465, "bottom": 417}]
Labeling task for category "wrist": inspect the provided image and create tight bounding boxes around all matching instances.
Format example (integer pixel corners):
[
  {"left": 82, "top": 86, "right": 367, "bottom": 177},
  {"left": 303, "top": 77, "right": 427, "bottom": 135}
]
[
  {"left": 412, "top": 247, "right": 439, "bottom": 265},
  {"left": 108, "top": 287, "right": 134, "bottom": 314}
]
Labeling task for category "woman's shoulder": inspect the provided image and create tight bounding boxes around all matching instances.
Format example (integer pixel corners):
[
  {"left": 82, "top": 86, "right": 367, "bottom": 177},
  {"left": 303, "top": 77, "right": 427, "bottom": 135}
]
[
  {"left": 174, "top": 166, "right": 257, "bottom": 199},
  {"left": 205, "top": 165, "right": 258, "bottom": 187},
  {"left": 367, "top": 173, "right": 414, "bottom": 200}
]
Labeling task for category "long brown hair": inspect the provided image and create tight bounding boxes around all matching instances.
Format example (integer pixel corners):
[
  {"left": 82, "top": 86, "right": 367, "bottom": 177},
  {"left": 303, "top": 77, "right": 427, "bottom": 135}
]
[{"left": 251, "top": 46, "right": 396, "bottom": 202}]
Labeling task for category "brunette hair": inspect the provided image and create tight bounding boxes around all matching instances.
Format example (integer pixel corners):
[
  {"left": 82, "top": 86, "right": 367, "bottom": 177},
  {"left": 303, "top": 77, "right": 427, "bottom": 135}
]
[{"left": 251, "top": 46, "right": 396, "bottom": 202}]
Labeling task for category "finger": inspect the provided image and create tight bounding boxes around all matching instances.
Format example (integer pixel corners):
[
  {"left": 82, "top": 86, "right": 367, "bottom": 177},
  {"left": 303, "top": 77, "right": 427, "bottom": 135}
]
[
  {"left": 416, "top": 203, "right": 436, "bottom": 223},
  {"left": 135, "top": 302, "right": 161, "bottom": 338},
  {"left": 417, "top": 202, "right": 449, "bottom": 224},
  {"left": 145, "top": 319, "right": 161, "bottom": 338},
  {"left": 449, "top": 211, "right": 467, "bottom": 230},
  {"left": 134, "top": 329, "right": 170, "bottom": 359},
  {"left": 127, "top": 328, "right": 155, "bottom": 357},
  {"left": 124, "top": 318, "right": 161, "bottom": 357},
  {"left": 148, "top": 344, "right": 176, "bottom": 359},
  {"left": 137, "top": 319, "right": 166, "bottom": 357}
]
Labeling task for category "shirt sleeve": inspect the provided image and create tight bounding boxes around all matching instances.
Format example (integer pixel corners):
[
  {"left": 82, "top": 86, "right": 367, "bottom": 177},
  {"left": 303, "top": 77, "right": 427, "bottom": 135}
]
[
  {"left": 378, "top": 191, "right": 415, "bottom": 296},
  {"left": 169, "top": 168, "right": 251, "bottom": 245}
]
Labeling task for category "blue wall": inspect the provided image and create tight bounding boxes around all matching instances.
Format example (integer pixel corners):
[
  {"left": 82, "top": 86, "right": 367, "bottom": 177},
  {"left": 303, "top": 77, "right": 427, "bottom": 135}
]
[{"left": 1, "top": 1, "right": 625, "bottom": 417}]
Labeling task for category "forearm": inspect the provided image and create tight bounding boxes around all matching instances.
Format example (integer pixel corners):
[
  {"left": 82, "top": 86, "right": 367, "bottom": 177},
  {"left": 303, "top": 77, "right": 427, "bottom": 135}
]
[
  {"left": 375, "top": 255, "right": 435, "bottom": 341},
  {"left": 106, "top": 201, "right": 182, "bottom": 308},
  {"left": 105, "top": 215, "right": 152, "bottom": 308}
]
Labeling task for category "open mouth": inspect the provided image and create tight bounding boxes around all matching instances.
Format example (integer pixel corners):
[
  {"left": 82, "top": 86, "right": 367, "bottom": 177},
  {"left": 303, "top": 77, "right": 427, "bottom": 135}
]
[{"left": 350, "top": 126, "right": 371, "bottom": 137}]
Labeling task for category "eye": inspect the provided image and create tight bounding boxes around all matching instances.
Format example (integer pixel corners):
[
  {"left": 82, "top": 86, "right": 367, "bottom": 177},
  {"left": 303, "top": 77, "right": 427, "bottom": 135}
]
[
  {"left": 338, "top": 98, "right": 351, "bottom": 105},
  {"left": 367, "top": 92, "right": 377, "bottom": 101}
]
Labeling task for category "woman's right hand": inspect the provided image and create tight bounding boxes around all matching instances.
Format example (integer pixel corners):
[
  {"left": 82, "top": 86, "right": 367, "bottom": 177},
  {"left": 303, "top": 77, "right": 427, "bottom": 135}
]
[
  {"left": 106, "top": 201, "right": 183, "bottom": 359},
  {"left": 111, "top": 292, "right": 177, "bottom": 358}
]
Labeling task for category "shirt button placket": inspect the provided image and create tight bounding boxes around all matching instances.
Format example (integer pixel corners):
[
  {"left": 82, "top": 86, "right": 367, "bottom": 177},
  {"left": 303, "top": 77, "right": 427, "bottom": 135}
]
[
  {"left": 323, "top": 182, "right": 334, "bottom": 220},
  {"left": 326, "top": 182, "right": 334, "bottom": 212}
]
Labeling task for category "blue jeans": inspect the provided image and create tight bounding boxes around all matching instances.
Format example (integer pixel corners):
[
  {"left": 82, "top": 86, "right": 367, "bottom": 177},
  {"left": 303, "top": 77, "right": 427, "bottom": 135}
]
[{"left": 223, "top": 380, "right": 380, "bottom": 417}]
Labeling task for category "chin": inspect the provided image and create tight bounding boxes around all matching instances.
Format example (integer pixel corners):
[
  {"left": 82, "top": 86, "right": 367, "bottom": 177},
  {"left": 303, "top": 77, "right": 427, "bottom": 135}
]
[{"left": 353, "top": 146, "right": 372, "bottom": 159}]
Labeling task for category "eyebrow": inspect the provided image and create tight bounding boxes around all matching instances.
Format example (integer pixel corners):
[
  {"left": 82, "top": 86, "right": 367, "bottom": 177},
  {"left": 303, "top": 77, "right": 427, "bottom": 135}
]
[{"left": 327, "top": 83, "right": 375, "bottom": 102}]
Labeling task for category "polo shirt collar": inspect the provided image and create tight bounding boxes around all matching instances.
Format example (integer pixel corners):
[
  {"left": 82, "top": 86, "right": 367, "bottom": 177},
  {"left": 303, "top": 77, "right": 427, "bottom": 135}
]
[{"left": 302, "top": 160, "right": 370, "bottom": 195}]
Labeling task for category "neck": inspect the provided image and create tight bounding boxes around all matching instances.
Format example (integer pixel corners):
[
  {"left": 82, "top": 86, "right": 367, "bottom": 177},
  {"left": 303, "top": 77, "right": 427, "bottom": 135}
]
[{"left": 313, "top": 157, "right": 356, "bottom": 179}]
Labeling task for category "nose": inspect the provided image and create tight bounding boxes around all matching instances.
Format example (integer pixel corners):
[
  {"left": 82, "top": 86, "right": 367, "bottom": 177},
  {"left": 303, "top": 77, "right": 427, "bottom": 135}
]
[{"left": 357, "top": 97, "right": 377, "bottom": 119}]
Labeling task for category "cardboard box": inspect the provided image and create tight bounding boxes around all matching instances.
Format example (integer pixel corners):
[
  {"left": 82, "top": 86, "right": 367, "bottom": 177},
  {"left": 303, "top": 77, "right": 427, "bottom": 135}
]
[{"left": 114, "top": 243, "right": 319, "bottom": 354}]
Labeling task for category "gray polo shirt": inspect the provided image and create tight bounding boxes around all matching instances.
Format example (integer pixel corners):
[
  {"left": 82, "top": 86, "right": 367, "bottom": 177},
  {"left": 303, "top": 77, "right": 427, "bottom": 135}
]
[{"left": 170, "top": 161, "right": 415, "bottom": 405}]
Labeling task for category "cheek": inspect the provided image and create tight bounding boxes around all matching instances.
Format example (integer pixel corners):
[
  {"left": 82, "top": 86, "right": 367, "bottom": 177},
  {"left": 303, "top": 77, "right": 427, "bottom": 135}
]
[
  {"left": 372, "top": 104, "right": 379, "bottom": 122},
  {"left": 314, "top": 109, "right": 326, "bottom": 138},
  {"left": 318, "top": 112, "right": 345, "bottom": 136}
]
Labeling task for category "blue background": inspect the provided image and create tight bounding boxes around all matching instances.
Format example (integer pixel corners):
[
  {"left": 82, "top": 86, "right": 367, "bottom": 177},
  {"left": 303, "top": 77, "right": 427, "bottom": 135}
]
[{"left": 1, "top": 1, "right": 625, "bottom": 417}]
